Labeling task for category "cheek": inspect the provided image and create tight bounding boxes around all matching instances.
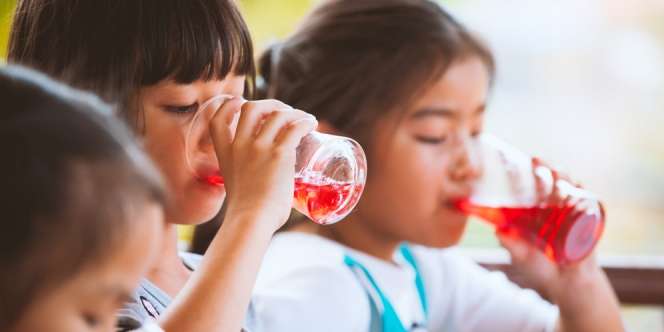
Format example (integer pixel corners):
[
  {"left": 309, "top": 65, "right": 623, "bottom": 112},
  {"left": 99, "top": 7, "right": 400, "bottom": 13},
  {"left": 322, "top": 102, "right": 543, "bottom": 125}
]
[
  {"left": 12, "top": 292, "right": 88, "bottom": 332},
  {"left": 142, "top": 113, "right": 225, "bottom": 224},
  {"left": 143, "top": 127, "right": 187, "bottom": 179},
  {"left": 140, "top": 111, "right": 189, "bottom": 196},
  {"left": 363, "top": 144, "right": 443, "bottom": 218}
]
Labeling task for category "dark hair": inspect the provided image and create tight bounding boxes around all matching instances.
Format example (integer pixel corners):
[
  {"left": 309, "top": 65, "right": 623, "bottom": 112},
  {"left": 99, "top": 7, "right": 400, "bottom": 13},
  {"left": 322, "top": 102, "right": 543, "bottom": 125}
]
[
  {"left": 192, "top": 0, "right": 497, "bottom": 249},
  {"left": 258, "top": 0, "right": 494, "bottom": 148},
  {"left": 0, "top": 65, "right": 165, "bottom": 330},
  {"left": 8, "top": 0, "right": 255, "bottom": 126}
]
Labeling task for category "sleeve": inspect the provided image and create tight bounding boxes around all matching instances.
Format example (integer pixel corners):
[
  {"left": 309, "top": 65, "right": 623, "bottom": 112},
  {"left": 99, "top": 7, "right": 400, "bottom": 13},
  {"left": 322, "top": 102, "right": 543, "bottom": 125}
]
[
  {"left": 435, "top": 251, "right": 559, "bottom": 332},
  {"left": 116, "top": 301, "right": 146, "bottom": 332},
  {"left": 120, "top": 320, "right": 164, "bottom": 332},
  {"left": 116, "top": 289, "right": 162, "bottom": 332},
  {"left": 247, "top": 264, "right": 372, "bottom": 332}
]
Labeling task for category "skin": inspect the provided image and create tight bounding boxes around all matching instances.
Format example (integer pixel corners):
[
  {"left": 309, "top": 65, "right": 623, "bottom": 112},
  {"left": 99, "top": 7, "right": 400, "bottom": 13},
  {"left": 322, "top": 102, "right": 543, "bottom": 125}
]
[
  {"left": 136, "top": 74, "right": 317, "bottom": 332},
  {"left": 11, "top": 203, "right": 164, "bottom": 332},
  {"left": 297, "top": 56, "right": 623, "bottom": 332}
]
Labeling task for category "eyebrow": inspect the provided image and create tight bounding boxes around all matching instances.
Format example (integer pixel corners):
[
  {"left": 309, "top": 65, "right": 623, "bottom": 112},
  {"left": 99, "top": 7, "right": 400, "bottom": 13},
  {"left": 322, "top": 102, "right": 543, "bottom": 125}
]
[{"left": 410, "top": 105, "right": 486, "bottom": 120}]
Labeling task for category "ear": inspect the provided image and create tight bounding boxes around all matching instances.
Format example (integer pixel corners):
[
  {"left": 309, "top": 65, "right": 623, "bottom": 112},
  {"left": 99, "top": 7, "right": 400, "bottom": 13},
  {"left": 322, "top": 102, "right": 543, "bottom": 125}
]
[{"left": 315, "top": 120, "right": 339, "bottom": 135}]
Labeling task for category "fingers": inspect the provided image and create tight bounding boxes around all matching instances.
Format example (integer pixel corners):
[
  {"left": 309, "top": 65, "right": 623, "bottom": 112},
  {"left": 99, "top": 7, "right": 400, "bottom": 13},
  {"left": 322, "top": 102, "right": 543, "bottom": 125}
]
[
  {"left": 275, "top": 116, "right": 318, "bottom": 149},
  {"left": 234, "top": 99, "right": 291, "bottom": 145},
  {"left": 496, "top": 231, "right": 530, "bottom": 263},
  {"left": 208, "top": 97, "right": 317, "bottom": 176},
  {"left": 210, "top": 97, "right": 246, "bottom": 160},
  {"left": 256, "top": 109, "right": 316, "bottom": 146}
]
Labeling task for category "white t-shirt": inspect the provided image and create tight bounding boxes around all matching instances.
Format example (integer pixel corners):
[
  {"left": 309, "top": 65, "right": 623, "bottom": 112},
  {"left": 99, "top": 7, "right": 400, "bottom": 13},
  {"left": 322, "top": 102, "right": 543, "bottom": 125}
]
[{"left": 250, "top": 232, "right": 558, "bottom": 332}]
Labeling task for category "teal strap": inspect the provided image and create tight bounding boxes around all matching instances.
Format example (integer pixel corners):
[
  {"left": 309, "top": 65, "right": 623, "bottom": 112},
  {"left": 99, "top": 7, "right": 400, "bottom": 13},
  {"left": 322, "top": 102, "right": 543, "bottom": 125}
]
[
  {"left": 343, "top": 243, "right": 428, "bottom": 332},
  {"left": 399, "top": 244, "right": 429, "bottom": 318},
  {"left": 344, "top": 255, "right": 407, "bottom": 332}
]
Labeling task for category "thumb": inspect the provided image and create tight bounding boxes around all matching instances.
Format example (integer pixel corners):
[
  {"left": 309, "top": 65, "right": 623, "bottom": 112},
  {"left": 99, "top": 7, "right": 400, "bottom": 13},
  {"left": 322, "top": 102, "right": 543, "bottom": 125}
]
[{"left": 497, "top": 231, "right": 529, "bottom": 263}]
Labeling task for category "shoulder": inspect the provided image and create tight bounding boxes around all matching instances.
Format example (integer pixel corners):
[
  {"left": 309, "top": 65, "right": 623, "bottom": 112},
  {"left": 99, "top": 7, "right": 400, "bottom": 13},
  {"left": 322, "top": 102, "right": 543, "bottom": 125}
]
[
  {"left": 408, "top": 245, "right": 557, "bottom": 332},
  {"left": 251, "top": 232, "right": 371, "bottom": 332},
  {"left": 117, "top": 279, "right": 169, "bottom": 331},
  {"left": 179, "top": 251, "right": 203, "bottom": 270},
  {"left": 256, "top": 231, "right": 361, "bottom": 283}
]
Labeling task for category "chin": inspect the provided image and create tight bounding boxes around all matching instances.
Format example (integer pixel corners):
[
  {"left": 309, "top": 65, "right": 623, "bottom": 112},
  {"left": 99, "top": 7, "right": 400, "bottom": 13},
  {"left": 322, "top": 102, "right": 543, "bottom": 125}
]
[
  {"left": 412, "top": 217, "right": 468, "bottom": 249},
  {"left": 416, "top": 233, "right": 463, "bottom": 249},
  {"left": 167, "top": 194, "right": 225, "bottom": 225}
]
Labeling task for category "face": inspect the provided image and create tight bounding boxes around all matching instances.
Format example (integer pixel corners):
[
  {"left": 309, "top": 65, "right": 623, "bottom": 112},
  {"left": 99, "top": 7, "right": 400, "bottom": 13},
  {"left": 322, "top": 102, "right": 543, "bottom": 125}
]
[
  {"left": 11, "top": 203, "right": 164, "bottom": 332},
  {"left": 355, "top": 56, "right": 489, "bottom": 248},
  {"left": 139, "top": 75, "right": 245, "bottom": 224}
]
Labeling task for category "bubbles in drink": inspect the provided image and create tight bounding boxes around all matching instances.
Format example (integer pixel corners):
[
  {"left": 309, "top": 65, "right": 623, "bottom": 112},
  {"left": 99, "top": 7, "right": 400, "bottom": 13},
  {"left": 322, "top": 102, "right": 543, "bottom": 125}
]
[{"left": 293, "top": 171, "right": 364, "bottom": 225}]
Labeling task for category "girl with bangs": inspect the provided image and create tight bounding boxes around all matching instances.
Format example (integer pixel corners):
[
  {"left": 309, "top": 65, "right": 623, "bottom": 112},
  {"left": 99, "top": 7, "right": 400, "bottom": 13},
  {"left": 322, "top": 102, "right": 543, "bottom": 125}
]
[{"left": 9, "top": 1, "right": 317, "bottom": 331}]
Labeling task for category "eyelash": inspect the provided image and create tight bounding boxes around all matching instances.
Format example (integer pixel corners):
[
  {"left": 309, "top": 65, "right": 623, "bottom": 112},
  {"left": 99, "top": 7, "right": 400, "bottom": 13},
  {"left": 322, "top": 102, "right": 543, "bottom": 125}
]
[
  {"left": 83, "top": 313, "right": 100, "bottom": 327},
  {"left": 415, "top": 136, "right": 447, "bottom": 145},
  {"left": 415, "top": 130, "right": 482, "bottom": 145},
  {"left": 164, "top": 103, "right": 198, "bottom": 114}
]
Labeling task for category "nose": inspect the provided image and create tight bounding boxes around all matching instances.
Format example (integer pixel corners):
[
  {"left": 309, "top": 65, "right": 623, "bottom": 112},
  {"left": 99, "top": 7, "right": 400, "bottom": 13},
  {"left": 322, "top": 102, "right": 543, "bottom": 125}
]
[
  {"left": 450, "top": 135, "right": 483, "bottom": 184},
  {"left": 185, "top": 95, "right": 236, "bottom": 174}
]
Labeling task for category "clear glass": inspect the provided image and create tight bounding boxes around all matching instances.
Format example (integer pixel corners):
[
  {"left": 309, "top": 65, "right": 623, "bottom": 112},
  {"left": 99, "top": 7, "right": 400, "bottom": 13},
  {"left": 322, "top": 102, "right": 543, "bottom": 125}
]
[
  {"left": 456, "top": 134, "right": 605, "bottom": 265},
  {"left": 185, "top": 95, "right": 367, "bottom": 225}
]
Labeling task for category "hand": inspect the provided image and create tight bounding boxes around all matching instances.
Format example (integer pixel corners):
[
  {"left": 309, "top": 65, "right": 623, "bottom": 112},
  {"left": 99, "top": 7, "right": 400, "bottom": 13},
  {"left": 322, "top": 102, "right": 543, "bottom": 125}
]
[
  {"left": 497, "top": 232, "right": 600, "bottom": 302},
  {"left": 501, "top": 159, "right": 600, "bottom": 300},
  {"left": 209, "top": 97, "right": 317, "bottom": 232}
]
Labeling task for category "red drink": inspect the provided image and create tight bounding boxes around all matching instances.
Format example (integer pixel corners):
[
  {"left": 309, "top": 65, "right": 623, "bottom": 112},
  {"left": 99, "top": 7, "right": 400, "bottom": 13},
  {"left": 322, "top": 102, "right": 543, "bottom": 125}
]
[
  {"left": 200, "top": 173, "right": 362, "bottom": 225},
  {"left": 455, "top": 199, "right": 605, "bottom": 264},
  {"left": 293, "top": 177, "right": 364, "bottom": 225},
  {"left": 202, "top": 174, "right": 224, "bottom": 186}
]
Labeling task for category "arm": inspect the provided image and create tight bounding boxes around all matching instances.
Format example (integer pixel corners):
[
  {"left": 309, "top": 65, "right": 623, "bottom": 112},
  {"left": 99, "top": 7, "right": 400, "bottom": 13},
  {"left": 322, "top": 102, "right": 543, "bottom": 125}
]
[
  {"left": 498, "top": 236, "right": 624, "bottom": 332},
  {"left": 159, "top": 98, "right": 317, "bottom": 331}
]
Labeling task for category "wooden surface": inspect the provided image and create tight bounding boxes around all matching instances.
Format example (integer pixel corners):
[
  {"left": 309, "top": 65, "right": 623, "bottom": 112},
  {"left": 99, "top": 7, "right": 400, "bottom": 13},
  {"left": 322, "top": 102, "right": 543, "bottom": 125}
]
[{"left": 466, "top": 249, "right": 664, "bottom": 306}]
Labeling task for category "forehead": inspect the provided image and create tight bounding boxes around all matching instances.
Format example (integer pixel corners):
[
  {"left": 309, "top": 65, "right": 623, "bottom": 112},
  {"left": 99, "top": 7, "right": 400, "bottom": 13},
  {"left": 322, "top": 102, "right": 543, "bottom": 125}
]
[
  {"left": 79, "top": 203, "right": 163, "bottom": 297},
  {"left": 406, "top": 56, "right": 491, "bottom": 119},
  {"left": 141, "top": 74, "right": 246, "bottom": 100}
]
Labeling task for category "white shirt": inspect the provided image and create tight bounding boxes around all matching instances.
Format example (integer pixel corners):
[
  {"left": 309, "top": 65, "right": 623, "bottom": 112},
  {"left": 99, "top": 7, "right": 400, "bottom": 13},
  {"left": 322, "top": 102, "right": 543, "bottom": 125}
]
[{"left": 250, "top": 232, "right": 558, "bottom": 332}]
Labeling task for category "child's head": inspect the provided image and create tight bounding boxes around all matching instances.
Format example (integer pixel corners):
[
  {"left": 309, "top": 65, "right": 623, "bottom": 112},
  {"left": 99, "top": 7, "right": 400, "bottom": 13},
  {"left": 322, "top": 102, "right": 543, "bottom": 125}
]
[
  {"left": 260, "top": 0, "right": 494, "bottom": 247},
  {"left": 0, "top": 66, "right": 165, "bottom": 332},
  {"left": 9, "top": 0, "right": 254, "bottom": 224}
]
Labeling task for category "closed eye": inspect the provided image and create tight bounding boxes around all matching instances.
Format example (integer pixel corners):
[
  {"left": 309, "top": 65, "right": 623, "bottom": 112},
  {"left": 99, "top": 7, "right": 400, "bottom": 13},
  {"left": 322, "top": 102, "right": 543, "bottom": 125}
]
[
  {"left": 82, "top": 312, "right": 100, "bottom": 328},
  {"left": 163, "top": 103, "right": 198, "bottom": 114},
  {"left": 415, "top": 135, "right": 447, "bottom": 145}
]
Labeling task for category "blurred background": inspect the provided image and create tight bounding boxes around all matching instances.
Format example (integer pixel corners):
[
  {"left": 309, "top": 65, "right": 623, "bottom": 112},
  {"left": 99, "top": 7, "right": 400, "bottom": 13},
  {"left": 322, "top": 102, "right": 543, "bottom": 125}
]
[{"left": 1, "top": 0, "right": 662, "bottom": 330}]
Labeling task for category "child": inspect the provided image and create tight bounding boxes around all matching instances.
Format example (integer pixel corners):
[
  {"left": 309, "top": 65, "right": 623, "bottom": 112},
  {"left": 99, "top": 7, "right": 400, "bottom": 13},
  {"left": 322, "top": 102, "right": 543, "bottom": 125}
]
[
  {"left": 0, "top": 65, "right": 165, "bottom": 332},
  {"left": 9, "top": 1, "right": 317, "bottom": 330},
  {"left": 251, "top": 1, "right": 624, "bottom": 331}
]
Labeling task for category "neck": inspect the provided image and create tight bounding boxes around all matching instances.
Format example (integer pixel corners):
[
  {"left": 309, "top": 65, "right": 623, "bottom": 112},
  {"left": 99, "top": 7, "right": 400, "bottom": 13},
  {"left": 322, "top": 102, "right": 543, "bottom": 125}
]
[
  {"left": 297, "top": 214, "right": 402, "bottom": 262},
  {"left": 146, "top": 222, "right": 191, "bottom": 296}
]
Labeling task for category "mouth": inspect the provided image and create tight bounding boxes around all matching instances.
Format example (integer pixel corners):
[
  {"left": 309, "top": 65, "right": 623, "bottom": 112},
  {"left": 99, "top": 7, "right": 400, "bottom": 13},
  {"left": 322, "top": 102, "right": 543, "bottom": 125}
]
[
  {"left": 443, "top": 197, "right": 467, "bottom": 211},
  {"left": 443, "top": 197, "right": 468, "bottom": 217},
  {"left": 196, "top": 170, "right": 224, "bottom": 187}
]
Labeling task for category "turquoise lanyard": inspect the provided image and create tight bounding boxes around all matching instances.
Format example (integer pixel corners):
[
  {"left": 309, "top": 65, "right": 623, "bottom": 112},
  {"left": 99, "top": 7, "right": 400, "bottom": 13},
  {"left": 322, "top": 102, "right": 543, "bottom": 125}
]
[{"left": 343, "top": 244, "right": 429, "bottom": 332}]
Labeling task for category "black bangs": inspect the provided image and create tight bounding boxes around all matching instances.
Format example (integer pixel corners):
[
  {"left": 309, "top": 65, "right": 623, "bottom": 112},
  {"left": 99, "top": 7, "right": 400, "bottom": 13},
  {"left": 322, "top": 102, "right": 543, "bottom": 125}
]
[
  {"left": 139, "top": 0, "right": 255, "bottom": 86},
  {"left": 9, "top": 0, "right": 256, "bottom": 109}
]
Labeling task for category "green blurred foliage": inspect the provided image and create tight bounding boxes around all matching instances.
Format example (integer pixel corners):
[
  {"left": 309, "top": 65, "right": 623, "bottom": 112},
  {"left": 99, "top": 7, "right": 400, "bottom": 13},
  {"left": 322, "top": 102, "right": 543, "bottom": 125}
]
[
  {"left": 0, "top": 0, "right": 15, "bottom": 60},
  {"left": 239, "top": 0, "right": 316, "bottom": 52}
]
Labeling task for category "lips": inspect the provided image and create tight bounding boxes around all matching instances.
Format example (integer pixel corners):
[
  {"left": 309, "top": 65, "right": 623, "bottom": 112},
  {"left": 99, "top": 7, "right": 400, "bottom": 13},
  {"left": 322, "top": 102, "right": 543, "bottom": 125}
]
[
  {"left": 444, "top": 197, "right": 467, "bottom": 211},
  {"left": 196, "top": 169, "right": 224, "bottom": 187}
]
